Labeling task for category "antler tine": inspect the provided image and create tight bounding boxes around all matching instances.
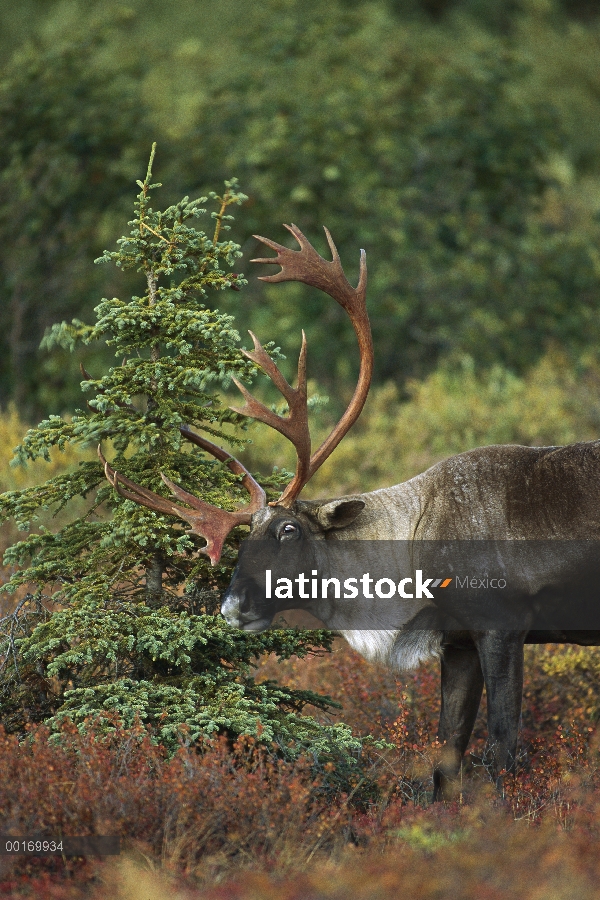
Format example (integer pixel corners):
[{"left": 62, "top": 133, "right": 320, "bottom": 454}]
[
  {"left": 98, "top": 430, "right": 267, "bottom": 565},
  {"left": 99, "top": 446, "right": 184, "bottom": 518},
  {"left": 238, "top": 330, "right": 303, "bottom": 400},
  {"left": 251, "top": 224, "right": 367, "bottom": 314},
  {"left": 250, "top": 225, "right": 373, "bottom": 507},
  {"left": 178, "top": 425, "right": 266, "bottom": 512},
  {"left": 229, "top": 331, "right": 312, "bottom": 492}
]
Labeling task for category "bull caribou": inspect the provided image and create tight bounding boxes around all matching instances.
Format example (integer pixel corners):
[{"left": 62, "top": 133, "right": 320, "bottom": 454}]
[{"left": 101, "top": 225, "right": 600, "bottom": 798}]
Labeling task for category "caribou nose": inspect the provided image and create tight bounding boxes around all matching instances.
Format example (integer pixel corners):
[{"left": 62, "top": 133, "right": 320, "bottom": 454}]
[{"left": 220, "top": 590, "right": 242, "bottom": 627}]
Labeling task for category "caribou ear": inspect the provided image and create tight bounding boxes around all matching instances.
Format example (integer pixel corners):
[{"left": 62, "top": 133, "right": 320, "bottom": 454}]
[{"left": 316, "top": 498, "right": 365, "bottom": 530}]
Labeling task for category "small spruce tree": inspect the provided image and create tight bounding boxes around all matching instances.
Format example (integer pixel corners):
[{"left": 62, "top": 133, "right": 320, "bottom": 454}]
[{"left": 0, "top": 147, "right": 363, "bottom": 770}]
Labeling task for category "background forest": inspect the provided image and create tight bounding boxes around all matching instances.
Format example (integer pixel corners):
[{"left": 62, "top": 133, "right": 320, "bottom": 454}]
[
  {"left": 2, "top": 0, "right": 600, "bottom": 433},
  {"left": 3, "top": 1, "right": 600, "bottom": 898}
]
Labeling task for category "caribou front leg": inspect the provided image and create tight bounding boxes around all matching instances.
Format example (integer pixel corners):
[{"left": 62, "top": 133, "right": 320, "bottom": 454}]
[
  {"left": 474, "top": 630, "right": 526, "bottom": 792},
  {"left": 433, "top": 644, "right": 484, "bottom": 801}
]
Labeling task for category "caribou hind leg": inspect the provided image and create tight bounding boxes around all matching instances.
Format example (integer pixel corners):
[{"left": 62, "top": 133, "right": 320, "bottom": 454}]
[
  {"left": 473, "top": 631, "right": 526, "bottom": 792},
  {"left": 433, "top": 644, "right": 484, "bottom": 801}
]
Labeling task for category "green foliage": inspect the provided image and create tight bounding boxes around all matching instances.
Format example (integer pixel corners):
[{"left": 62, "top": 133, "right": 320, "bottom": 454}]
[
  {"left": 0, "top": 155, "right": 364, "bottom": 769},
  {"left": 0, "top": 9, "right": 158, "bottom": 418},
  {"left": 135, "top": 0, "right": 600, "bottom": 391},
  {"left": 3, "top": 0, "right": 600, "bottom": 417}
]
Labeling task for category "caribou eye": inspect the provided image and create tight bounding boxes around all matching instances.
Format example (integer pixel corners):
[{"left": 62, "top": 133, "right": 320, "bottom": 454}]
[{"left": 278, "top": 522, "right": 299, "bottom": 540}]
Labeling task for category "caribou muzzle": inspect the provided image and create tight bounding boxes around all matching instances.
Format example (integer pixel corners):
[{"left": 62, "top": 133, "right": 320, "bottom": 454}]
[{"left": 220, "top": 569, "right": 276, "bottom": 632}]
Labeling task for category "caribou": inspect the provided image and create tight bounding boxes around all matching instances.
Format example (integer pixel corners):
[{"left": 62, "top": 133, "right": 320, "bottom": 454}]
[{"left": 101, "top": 224, "right": 600, "bottom": 798}]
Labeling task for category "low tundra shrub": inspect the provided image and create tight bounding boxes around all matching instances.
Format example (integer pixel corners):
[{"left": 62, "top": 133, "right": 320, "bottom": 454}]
[{"left": 0, "top": 716, "right": 356, "bottom": 884}]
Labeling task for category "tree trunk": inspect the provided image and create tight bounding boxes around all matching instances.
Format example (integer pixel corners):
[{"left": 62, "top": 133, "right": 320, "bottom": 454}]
[{"left": 145, "top": 553, "right": 163, "bottom": 607}]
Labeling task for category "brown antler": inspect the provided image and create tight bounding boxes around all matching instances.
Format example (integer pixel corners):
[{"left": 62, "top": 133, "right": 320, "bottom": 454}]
[
  {"left": 229, "top": 330, "right": 311, "bottom": 496},
  {"left": 98, "top": 427, "right": 266, "bottom": 566},
  {"left": 233, "top": 224, "right": 373, "bottom": 507}
]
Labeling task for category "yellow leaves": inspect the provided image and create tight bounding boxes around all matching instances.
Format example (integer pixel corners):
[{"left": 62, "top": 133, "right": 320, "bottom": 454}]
[
  {"left": 239, "top": 349, "right": 600, "bottom": 498},
  {"left": 0, "top": 405, "right": 91, "bottom": 493}
]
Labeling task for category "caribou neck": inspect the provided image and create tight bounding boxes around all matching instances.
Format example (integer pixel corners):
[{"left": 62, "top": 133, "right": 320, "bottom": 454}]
[{"left": 326, "top": 475, "right": 427, "bottom": 542}]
